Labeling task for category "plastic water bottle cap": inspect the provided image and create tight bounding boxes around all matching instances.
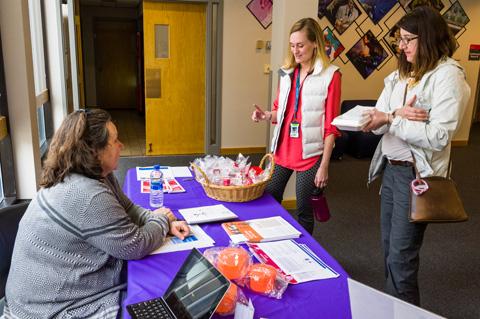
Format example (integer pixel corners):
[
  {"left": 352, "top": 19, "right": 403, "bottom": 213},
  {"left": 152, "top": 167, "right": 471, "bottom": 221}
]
[{"left": 154, "top": 164, "right": 160, "bottom": 170}]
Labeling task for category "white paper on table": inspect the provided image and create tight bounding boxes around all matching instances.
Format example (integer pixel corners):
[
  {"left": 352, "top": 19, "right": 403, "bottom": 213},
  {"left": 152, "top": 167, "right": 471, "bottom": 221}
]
[
  {"left": 169, "top": 166, "right": 193, "bottom": 178},
  {"left": 136, "top": 166, "right": 154, "bottom": 180},
  {"left": 254, "top": 240, "right": 339, "bottom": 282},
  {"left": 250, "top": 217, "right": 301, "bottom": 242},
  {"left": 234, "top": 298, "right": 254, "bottom": 319},
  {"left": 150, "top": 225, "right": 214, "bottom": 254},
  {"left": 223, "top": 216, "right": 301, "bottom": 244},
  {"left": 136, "top": 166, "right": 173, "bottom": 180},
  {"left": 179, "top": 204, "right": 238, "bottom": 224}
]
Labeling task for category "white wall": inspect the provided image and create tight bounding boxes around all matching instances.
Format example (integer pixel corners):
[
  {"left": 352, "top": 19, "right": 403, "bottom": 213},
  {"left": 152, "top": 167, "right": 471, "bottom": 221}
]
[{"left": 221, "top": 0, "right": 272, "bottom": 148}]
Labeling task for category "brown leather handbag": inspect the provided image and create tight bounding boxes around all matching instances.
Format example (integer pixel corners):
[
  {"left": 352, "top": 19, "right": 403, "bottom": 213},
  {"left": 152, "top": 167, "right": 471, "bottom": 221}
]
[{"left": 409, "top": 156, "right": 468, "bottom": 223}]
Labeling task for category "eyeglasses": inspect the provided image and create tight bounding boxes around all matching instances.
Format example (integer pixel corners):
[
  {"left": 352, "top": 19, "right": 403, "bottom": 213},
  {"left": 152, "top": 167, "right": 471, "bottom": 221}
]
[
  {"left": 411, "top": 178, "right": 429, "bottom": 196},
  {"left": 397, "top": 36, "right": 418, "bottom": 46}
]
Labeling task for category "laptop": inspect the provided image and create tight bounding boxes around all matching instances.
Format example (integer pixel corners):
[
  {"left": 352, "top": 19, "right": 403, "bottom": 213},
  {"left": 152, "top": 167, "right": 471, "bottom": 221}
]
[
  {"left": 127, "top": 248, "right": 230, "bottom": 319},
  {"left": 347, "top": 278, "right": 445, "bottom": 319}
]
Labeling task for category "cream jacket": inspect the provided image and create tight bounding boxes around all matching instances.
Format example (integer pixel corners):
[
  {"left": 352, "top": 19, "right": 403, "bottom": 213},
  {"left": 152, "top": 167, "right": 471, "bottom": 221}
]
[{"left": 368, "top": 57, "right": 471, "bottom": 183}]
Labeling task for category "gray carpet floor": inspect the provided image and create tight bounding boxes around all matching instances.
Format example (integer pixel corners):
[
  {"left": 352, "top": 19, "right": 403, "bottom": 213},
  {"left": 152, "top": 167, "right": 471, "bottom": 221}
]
[{"left": 115, "top": 123, "right": 480, "bottom": 319}]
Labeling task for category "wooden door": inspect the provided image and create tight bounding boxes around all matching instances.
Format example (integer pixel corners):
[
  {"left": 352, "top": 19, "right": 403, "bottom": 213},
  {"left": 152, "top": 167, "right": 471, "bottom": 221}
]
[
  {"left": 143, "top": 1, "right": 206, "bottom": 155},
  {"left": 94, "top": 19, "right": 137, "bottom": 109}
]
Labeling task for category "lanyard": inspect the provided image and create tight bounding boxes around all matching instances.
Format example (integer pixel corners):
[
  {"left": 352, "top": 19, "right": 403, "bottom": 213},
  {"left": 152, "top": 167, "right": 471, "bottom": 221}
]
[
  {"left": 293, "top": 65, "right": 310, "bottom": 120},
  {"left": 293, "top": 66, "right": 302, "bottom": 120}
]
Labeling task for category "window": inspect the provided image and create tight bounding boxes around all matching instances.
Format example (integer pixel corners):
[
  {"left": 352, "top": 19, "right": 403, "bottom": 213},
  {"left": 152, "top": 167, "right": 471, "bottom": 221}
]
[
  {"left": 155, "top": 24, "right": 169, "bottom": 59},
  {"left": 28, "top": 0, "right": 50, "bottom": 156}
]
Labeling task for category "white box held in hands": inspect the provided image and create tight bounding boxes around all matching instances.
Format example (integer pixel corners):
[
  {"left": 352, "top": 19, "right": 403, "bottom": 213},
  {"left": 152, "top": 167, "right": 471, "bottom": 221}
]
[{"left": 332, "top": 105, "right": 374, "bottom": 131}]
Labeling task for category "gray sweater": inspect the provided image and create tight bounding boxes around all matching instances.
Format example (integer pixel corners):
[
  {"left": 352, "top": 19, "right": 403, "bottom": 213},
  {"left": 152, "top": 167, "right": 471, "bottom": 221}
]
[{"left": 4, "top": 173, "right": 170, "bottom": 318}]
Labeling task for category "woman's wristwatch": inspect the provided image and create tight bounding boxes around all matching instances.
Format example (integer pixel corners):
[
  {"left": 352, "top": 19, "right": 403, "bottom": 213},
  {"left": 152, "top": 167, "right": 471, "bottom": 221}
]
[{"left": 387, "top": 110, "right": 396, "bottom": 124}]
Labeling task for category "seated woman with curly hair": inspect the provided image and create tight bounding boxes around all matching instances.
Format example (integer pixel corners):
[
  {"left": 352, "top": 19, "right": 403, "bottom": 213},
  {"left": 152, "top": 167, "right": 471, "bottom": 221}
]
[{"left": 3, "top": 109, "right": 189, "bottom": 318}]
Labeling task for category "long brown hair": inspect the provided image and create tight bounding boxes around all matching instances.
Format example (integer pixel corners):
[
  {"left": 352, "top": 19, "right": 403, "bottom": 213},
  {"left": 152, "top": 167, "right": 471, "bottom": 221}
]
[
  {"left": 396, "top": 6, "right": 456, "bottom": 82},
  {"left": 40, "top": 109, "right": 112, "bottom": 188},
  {"left": 283, "top": 18, "right": 330, "bottom": 70}
]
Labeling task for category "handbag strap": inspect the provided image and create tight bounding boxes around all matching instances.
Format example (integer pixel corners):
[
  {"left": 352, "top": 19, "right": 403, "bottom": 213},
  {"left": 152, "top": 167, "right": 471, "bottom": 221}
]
[
  {"left": 410, "top": 151, "right": 421, "bottom": 179},
  {"left": 410, "top": 151, "right": 452, "bottom": 179}
]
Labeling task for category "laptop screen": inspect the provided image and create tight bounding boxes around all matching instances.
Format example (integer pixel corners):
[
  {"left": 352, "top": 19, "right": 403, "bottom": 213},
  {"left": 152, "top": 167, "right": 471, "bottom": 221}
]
[{"left": 163, "top": 248, "right": 230, "bottom": 319}]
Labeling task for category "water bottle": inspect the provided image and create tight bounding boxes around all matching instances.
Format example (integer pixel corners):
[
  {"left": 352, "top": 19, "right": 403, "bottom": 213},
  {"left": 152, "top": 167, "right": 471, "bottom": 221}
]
[
  {"left": 149, "top": 165, "right": 164, "bottom": 208},
  {"left": 310, "top": 187, "right": 330, "bottom": 222}
]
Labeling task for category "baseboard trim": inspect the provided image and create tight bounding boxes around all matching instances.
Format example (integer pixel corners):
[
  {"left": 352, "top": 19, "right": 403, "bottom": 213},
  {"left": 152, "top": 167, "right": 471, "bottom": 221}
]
[
  {"left": 281, "top": 198, "right": 296, "bottom": 210},
  {"left": 452, "top": 140, "right": 468, "bottom": 147},
  {"left": 220, "top": 147, "right": 266, "bottom": 155}
]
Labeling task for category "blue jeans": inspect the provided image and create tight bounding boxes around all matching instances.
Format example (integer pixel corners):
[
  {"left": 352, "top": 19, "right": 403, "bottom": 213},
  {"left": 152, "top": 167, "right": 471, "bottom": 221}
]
[{"left": 381, "top": 163, "right": 427, "bottom": 305}]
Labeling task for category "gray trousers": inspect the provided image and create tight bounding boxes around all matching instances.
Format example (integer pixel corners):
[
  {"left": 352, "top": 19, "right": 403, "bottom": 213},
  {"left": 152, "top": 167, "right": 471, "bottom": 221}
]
[
  {"left": 381, "top": 163, "right": 427, "bottom": 306},
  {"left": 265, "top": 160, "right": 321, "bottom": 234}
]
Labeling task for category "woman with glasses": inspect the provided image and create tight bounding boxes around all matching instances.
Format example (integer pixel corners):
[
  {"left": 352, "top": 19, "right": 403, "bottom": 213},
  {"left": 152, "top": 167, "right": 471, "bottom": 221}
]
[
  {"left": 4, "top": 109, "right": 190, "bottom": 318},
  {"left": 251, "top": 18, "right": 341, "bottom": 234},
  {"left": 363, "top": 6, "right": 470, "bottom": 305}
]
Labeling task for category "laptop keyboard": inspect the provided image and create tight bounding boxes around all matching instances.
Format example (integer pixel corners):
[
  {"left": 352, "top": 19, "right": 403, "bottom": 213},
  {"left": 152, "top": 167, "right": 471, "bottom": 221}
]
[{"left": 127, "top": 297, "right": 174, "bottom": 319}]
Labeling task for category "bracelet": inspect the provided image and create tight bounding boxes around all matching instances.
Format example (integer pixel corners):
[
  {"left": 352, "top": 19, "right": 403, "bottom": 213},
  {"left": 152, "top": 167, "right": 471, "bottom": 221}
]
[{"left": 387, "top": 113, "right": 393, "bottom": 124}]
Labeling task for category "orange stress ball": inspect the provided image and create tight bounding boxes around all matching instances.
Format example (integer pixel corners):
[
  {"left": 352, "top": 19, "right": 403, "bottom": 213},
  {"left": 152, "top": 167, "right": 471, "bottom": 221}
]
[
  {"left": 216, "top": 247, "right": 250, "bottom": 280},
  {"left": 216, "top": 283, "right": 238, "bottom": 315},
  {"left": 247, "top": 264, "right": 277, "bottom": 294}
]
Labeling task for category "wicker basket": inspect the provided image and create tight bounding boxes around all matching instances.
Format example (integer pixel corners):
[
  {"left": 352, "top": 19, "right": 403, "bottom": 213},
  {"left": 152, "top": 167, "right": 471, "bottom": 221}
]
[{"left": 190, "top": 153, "right": 275, "bottom": 202}]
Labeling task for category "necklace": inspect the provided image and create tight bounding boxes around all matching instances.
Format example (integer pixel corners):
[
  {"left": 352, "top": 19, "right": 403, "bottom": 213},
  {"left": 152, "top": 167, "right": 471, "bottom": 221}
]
[{"left": 407, "top": 72, "right": 418, "bottom": 89}]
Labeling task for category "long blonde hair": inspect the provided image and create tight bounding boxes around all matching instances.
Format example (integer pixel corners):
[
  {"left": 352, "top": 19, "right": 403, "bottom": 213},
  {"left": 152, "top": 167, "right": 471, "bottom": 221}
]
[{"left": 283, "top": 18, "right": 330, "bottom": 70}]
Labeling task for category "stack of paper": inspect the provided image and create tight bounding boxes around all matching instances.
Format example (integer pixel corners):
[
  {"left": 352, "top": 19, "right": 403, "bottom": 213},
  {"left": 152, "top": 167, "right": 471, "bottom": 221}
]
[
  {"left": 178, "top": 204, "right": 238, "bottom": 224},
  {"left": 331, "top": 105, "right": 374, "bottom": 131},
  {"left": 150, "top": 225, "right": 214, "bottom": 254},
  {"left": 222, "top": 216, "right": 301, "bottom": 244},
  {"left": 136, "top": 166, "right": 172, "bottom": 180},
  {"left": 247, "top": 240, "right": 339, "bottom": 284},
  {"left": 136, "top": 166, "right": 192, "bottom": 180}
]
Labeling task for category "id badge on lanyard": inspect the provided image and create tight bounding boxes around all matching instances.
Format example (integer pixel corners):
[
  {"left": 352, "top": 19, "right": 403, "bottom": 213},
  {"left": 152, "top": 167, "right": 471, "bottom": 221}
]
[
  {"left": 290, "top": 121, "right": 300, "bottom": 138},
  {"left": 290, "top": 66, "right": 303, "bottom": 139}
]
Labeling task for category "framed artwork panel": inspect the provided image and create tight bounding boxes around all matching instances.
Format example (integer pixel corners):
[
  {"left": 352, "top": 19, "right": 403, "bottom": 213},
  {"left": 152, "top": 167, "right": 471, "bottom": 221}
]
[
  {"left": 323, "top": 26, "right": 345, "bottom": 62},
  {"left": 318, "top": 0, "right": 334, "bottom": 19},
  {"left": 408, "top": 0, "right": 444, "bottom": 12},
  {"left": 383, "top": 25, "right": 401, "bottom": 57},
  {"left": 325, "top": 0, "right": 361, "bottom": 35},
  {"left": 443, "top": 1, "right": 469, "bottom": 36},
  {"left": 346, "top": 31, "right": 388, "bottom": 79},
  {"left": 246, "top": 0, "right": 273, "bottom": 29},
  {"left": 358, "top": 0, "right": 398, "bottom": 24}
]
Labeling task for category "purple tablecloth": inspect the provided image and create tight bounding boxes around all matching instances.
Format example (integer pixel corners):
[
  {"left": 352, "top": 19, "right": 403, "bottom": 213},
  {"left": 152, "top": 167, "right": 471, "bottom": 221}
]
[{"left": 122, "top": 168, "right": 352, "bottom": 318}]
